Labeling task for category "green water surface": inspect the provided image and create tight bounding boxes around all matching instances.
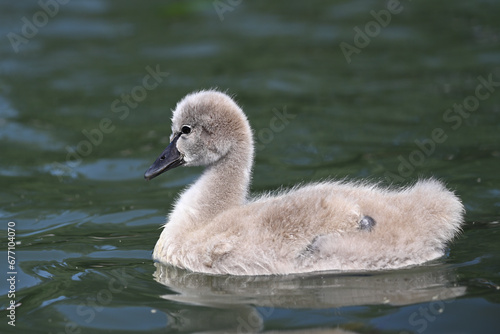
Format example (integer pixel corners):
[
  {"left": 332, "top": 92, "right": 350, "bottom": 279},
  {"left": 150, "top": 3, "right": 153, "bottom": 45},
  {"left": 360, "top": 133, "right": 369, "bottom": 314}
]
[{"left": 0, "top": 0, "right": 499, "bottom": 333}]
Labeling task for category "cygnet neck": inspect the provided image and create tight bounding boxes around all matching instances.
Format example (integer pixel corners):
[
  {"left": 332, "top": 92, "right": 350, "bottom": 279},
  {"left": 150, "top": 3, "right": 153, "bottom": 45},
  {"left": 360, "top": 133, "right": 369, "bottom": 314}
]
[{"left": 177, "top": 141, "right": 253, "bottom": 225}]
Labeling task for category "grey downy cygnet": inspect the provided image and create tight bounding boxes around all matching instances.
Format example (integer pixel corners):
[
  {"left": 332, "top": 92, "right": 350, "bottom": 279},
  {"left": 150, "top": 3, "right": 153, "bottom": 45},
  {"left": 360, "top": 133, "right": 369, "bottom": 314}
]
[{"left": 144, "top": 90, "right": 464, "bottom": 276}]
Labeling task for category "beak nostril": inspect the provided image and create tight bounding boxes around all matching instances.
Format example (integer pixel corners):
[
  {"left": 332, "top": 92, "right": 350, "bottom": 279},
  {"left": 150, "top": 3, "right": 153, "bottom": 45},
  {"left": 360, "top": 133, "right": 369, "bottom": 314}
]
[{"left": 160, "top": 156, "right": 165, "bottom": 160}]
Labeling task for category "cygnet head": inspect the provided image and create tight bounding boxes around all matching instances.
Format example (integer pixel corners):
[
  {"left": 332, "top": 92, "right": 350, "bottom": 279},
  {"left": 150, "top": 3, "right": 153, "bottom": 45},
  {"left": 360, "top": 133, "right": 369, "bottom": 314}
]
[{"left": 144, "top": 90, "right": 254, "bottom": 180}]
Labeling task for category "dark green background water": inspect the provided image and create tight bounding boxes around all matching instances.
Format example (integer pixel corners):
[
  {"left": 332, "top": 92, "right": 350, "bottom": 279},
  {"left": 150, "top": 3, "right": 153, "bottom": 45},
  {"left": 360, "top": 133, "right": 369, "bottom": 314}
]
[{"left": 1, "top": 0, "right": 499, "bottom": 333}]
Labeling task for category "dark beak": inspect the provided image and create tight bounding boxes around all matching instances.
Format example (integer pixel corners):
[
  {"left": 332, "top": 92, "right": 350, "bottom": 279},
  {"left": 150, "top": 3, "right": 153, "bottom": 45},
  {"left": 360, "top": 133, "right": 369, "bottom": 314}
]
[{"left": 144, "top": 133, "right": 184, "bottom": 180}]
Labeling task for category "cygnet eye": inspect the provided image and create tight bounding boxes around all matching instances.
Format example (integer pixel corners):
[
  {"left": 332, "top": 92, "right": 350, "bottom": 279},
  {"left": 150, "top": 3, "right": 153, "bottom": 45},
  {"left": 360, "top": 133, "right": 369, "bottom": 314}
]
[{"left": 181, "top": 125, "right": 192, "bottom": 135}]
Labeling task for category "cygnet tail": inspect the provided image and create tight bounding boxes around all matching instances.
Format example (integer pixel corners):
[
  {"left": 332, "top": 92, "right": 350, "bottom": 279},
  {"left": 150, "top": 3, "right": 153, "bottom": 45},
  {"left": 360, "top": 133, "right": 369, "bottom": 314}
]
[{"left": 406, "top": 179, "right": 465, "bottom": 246}]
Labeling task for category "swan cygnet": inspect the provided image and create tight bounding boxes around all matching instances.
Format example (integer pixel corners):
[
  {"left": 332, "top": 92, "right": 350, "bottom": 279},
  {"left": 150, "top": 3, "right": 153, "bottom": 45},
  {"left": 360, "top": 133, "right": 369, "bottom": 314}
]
[{"left": 144, "top": 90, "right": 464, "bottom": 276}]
